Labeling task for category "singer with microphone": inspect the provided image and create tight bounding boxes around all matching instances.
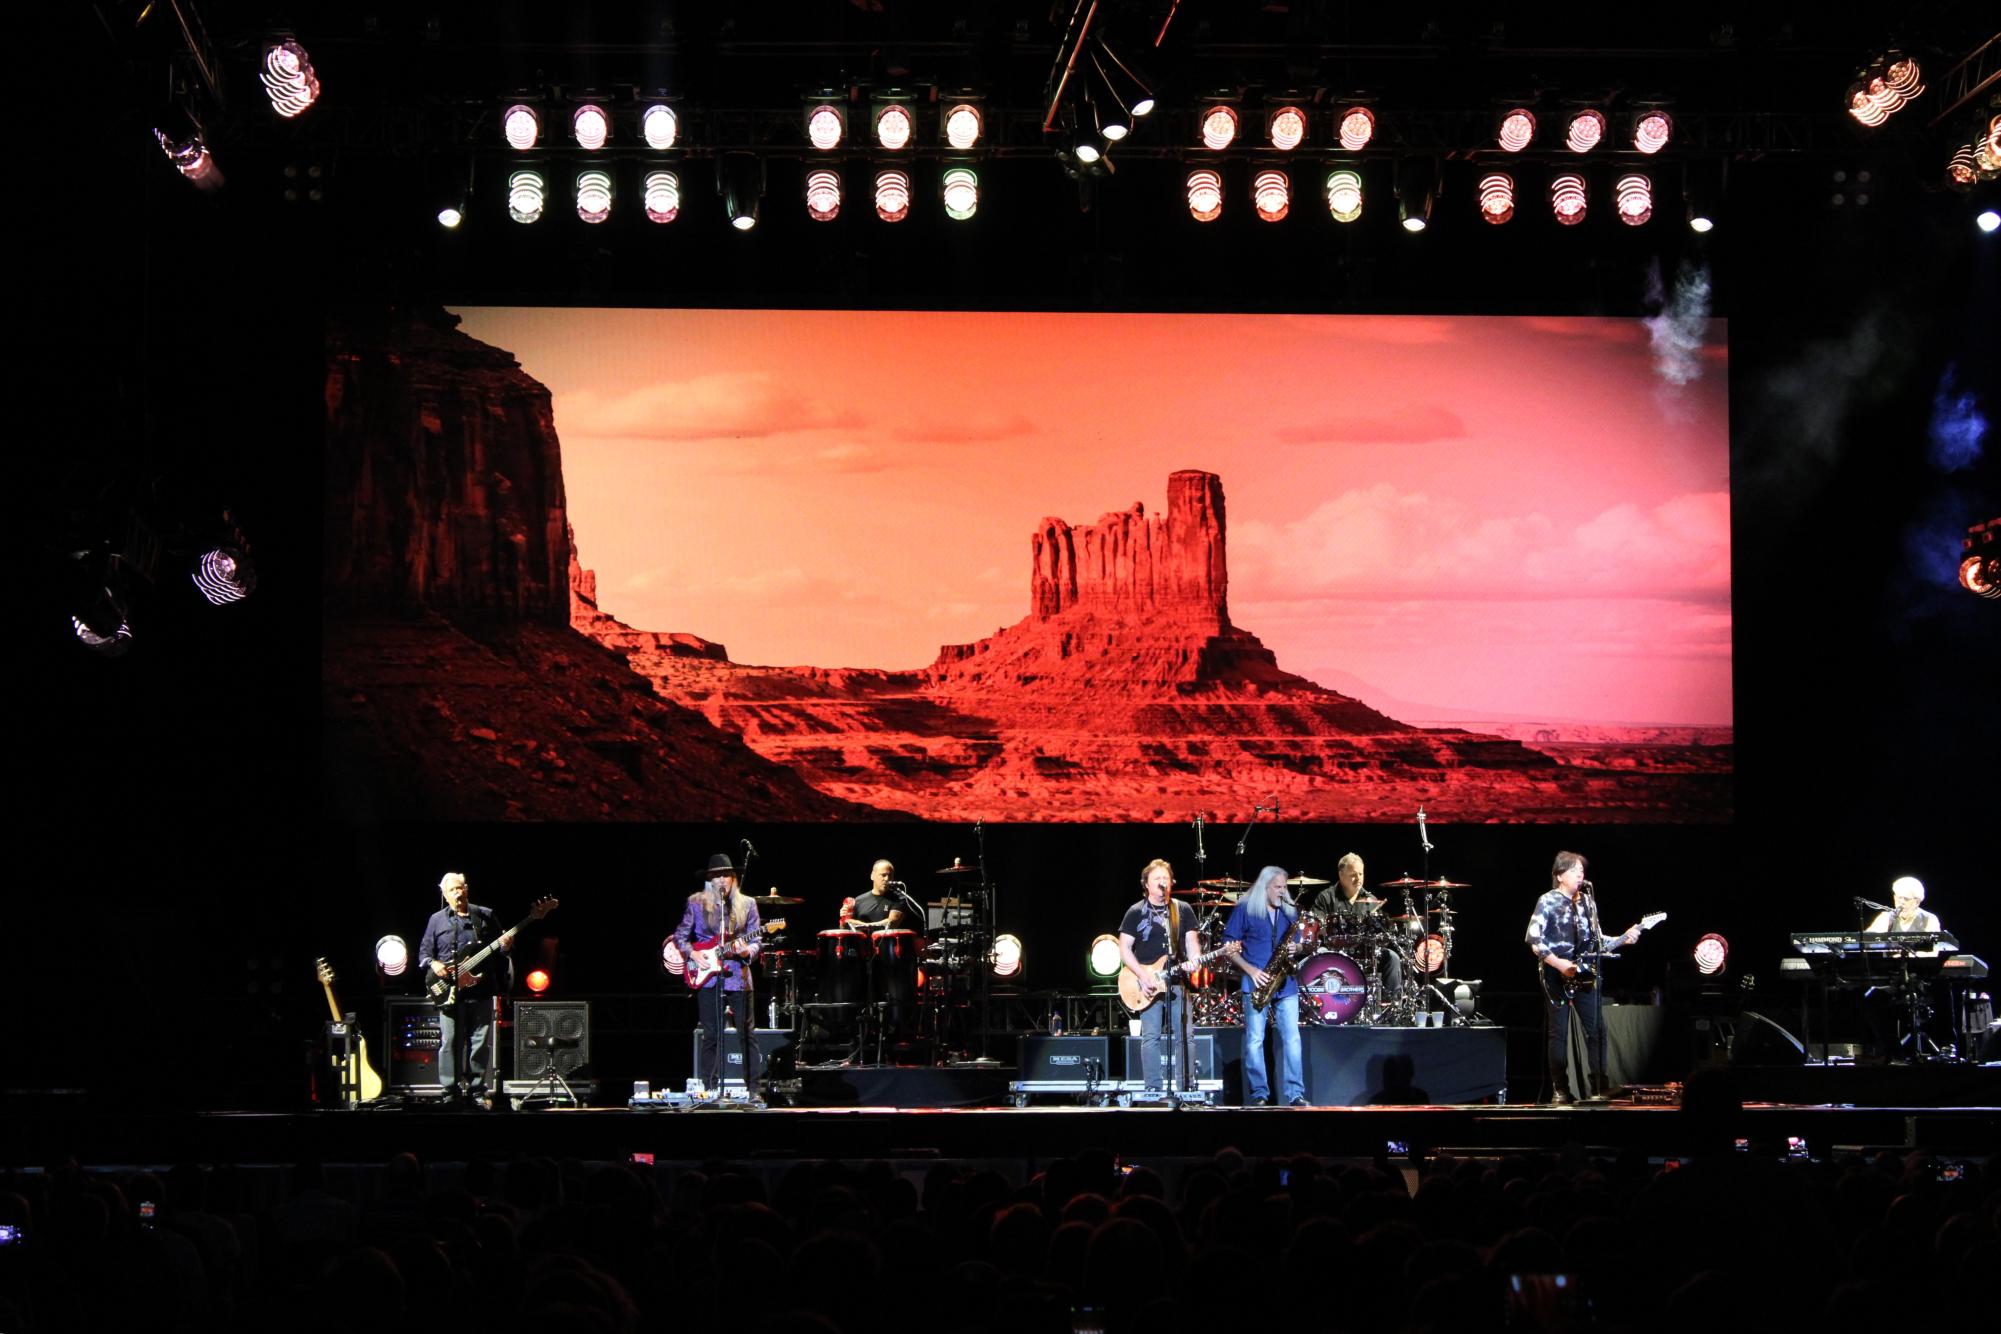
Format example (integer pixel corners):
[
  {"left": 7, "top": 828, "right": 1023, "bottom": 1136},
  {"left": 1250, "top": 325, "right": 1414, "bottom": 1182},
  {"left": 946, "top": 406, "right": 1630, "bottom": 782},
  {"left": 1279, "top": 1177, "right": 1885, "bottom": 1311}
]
[
  {"left": 419, "top": 871, "right": 513, "bottom": 1108},
  {"left": 1523, "top": 852, "right": 1643, "bottom": 1104},
  {"left": 841, "top": 859, "right": 913, "bottom": 933},
  {"left": 674, "top": 853, "right": 765, "bottom": 1105}
]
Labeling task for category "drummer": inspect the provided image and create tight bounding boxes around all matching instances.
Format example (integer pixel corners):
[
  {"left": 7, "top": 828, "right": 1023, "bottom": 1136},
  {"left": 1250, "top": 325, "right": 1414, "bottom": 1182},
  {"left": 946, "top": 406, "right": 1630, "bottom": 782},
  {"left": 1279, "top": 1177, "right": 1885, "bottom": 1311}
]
[
  {"left": 1315, "top": 854, "right": 1377, "bottom": 918},
  {"left": 841, "top": 859, "right": 912, "bottom": 931}
]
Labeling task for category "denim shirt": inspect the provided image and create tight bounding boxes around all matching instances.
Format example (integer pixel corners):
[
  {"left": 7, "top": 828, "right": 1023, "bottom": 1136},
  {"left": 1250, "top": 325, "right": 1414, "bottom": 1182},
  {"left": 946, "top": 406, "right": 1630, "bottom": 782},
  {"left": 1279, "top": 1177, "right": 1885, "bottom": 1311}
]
[{"left": 1224, "top": 898, "right": 1300, "bottom": 999}]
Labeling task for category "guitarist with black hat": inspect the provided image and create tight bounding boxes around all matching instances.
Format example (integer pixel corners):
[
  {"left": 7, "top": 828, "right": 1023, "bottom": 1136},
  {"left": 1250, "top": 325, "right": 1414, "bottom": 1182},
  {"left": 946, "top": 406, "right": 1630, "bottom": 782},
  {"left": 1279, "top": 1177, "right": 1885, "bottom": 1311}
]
[
  {"left": 420, "top": 871, "right": 512, "bottom": 1106},
  {"left": 673, "top": 853, "right": 766, "bottom": 1106}
]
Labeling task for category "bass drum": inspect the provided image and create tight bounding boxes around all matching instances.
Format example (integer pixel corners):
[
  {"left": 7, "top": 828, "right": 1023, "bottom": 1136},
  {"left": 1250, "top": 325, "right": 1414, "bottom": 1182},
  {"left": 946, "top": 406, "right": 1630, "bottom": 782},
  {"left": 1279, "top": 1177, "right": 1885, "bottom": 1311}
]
[{"left": 1298, "top": 950, "right": 1371, "bottom": 1025}]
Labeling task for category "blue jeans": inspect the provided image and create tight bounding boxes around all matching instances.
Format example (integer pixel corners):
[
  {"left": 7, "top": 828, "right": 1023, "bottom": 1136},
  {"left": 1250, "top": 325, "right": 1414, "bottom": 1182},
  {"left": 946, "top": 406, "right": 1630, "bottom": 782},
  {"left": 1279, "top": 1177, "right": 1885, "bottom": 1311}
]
[
  {"left": 437, "top": 998, "right": 493, "bottom": 1094},
  {"left": 1244, "top": 991, "right": 1304, "bottom": 1104},
  {"left": 1137, "top": 987, "right": 1194, "bottom": 1091}
]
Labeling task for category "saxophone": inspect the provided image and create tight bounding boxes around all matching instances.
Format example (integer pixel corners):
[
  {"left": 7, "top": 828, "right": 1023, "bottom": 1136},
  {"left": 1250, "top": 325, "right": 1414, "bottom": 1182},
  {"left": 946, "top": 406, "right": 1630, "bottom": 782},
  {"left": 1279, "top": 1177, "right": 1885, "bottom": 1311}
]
[{"left": 1251, "top": 910, "right": 1303, "bottom": 1011}]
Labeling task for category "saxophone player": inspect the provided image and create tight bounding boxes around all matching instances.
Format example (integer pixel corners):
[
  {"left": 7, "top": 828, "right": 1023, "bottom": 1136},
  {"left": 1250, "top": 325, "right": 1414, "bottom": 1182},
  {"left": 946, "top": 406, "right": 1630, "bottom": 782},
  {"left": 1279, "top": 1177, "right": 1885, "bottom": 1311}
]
[{"left": 1224, "top": 866, "right": 1308, "bottom": 1106}]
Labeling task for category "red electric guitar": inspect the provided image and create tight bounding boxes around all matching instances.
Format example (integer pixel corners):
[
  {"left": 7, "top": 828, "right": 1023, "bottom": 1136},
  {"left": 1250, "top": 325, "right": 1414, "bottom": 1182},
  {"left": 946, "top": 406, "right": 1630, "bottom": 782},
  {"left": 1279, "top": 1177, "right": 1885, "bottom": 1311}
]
[{"left": 683, "top": 919, "right": 786, "bottom": 989}]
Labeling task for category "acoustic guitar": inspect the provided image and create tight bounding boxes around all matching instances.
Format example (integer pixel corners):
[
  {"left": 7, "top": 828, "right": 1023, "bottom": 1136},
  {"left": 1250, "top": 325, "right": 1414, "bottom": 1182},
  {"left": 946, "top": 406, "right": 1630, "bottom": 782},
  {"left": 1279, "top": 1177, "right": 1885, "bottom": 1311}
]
[
  {"left": 1540, "top": 912, "right": 1668, "bottom": 1002},
  {"left": 315, "top": 959, "right": 382, "bottom": 1103},
  {"left": 1119, "top": 941, "right": 1242, "bottom": 1014}
]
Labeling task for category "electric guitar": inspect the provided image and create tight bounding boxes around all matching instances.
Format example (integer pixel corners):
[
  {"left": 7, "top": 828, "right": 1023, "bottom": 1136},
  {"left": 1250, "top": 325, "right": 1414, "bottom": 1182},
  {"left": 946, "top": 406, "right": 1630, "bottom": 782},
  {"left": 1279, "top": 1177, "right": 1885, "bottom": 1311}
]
[
  {"left": 315, "top": 959, "right": 382, "bottom": 1103},
  {"left": 426, "top": 897, "right": 559, "bottom": 1004},
  {"left": 1540, "top": 912, "right": 1667, "bottom": 1001},
  {"left": 684, "top": 919, "right": 786, "bottom": 989},
  {"left": 1120, "top": 941, "right": 1243, "bottom": 1014}
]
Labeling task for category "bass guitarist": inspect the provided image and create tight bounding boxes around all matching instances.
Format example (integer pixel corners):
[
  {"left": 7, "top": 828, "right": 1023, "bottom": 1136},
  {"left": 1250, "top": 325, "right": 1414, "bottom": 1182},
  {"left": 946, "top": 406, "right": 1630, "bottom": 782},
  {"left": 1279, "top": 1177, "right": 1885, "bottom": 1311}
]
[
  {"left": 1118, "top": 859, "right": 1205, "bottom": 1095},
  {"left": 673, "top": 853, "right": 765, "bottom": 1105},
  {"left": 1524, "top": 851, "right": 1643, "bottom": 1105},
  {"left": 420, "top": 871, "right": 512, "bottom": 1106}
]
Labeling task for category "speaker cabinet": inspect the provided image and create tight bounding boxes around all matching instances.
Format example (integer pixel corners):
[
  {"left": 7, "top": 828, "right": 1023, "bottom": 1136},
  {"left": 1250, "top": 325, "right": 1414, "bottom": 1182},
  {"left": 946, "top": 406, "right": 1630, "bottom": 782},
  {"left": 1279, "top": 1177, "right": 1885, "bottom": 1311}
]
[
  {"left": 1017, "top": 1036, "right": 1111, "bottom": 1082},
  {"left": 516, "top": 1001, "right": 591, "bottom": 1079},
  {"left": 1123, "top": 1033, "right": 1217, "bottom": 1080}
]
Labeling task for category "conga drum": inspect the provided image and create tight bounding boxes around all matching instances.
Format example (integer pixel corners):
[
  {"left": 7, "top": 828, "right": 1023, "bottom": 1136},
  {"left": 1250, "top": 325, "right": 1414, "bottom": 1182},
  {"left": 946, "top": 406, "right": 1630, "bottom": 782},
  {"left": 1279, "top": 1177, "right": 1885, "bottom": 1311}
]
[
  {"left": 817, "top": 930, "right": 867, "bottom": 1005},
  {"left": 874, "top": 929, "right": 921, "bottom": 1022}
]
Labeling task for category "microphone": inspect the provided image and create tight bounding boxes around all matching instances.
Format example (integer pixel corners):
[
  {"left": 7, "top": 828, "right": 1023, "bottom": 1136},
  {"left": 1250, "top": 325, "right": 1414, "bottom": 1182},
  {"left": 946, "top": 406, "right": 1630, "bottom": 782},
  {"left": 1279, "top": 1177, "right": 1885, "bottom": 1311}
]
[
  {"left": 1194, "top": 813, "right": 1206, "bottom": 860},
  {"left": 1854, "top": 896, "right": 1890, "bottom": 912},
  {"left": 1579, "top": 879, "right": 1594, "bottom": 894},
  {"left": 741, "top": 838, "right": 758, "bottom": 858},
  {"left": 1416, "top": 806, "right": 1431, "bottom": 851}
]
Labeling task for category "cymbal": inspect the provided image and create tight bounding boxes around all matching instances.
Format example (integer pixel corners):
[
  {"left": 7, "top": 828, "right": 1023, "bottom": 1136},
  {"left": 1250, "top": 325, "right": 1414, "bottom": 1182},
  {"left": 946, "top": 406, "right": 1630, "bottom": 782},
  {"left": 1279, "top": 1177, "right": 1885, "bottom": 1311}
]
[
  {"left": 1197, "top": 877, "right": 1251, "bottom": 890},
  {"left": 1289, "top": 875, "right": 1332, "bottom": 888},
  {"left": 753, "top": 895, "right": 804, "bottom": 906},
  {"left": 935, "top": 862, "right": 978, "bottom": 875},
  {"left": 1384, "top": 913, "right": 1422, "bottom": 923},
  {"left": 1423, "top": 878, "right": 1473, "bottom": 889},
  {"left": 1377, "top": 876, "right": 1426, "bottom": 889}
]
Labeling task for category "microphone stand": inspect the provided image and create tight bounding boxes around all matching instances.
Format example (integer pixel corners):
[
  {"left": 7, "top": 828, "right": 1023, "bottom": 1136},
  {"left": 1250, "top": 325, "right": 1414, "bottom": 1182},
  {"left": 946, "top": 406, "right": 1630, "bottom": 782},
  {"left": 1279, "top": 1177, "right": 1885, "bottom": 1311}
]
[
  {"left": 738, "top": 844, "right": 763, "bottom": 1105},
  {"left": 1234, "top": 799, "right": 1273, "bottom": 890},
  {"left": 1581, "top": 883, "right": 1607, "bottom": 1100},
  {"left": 975, "top": 819, "right": 994, "bottom": 1063}
]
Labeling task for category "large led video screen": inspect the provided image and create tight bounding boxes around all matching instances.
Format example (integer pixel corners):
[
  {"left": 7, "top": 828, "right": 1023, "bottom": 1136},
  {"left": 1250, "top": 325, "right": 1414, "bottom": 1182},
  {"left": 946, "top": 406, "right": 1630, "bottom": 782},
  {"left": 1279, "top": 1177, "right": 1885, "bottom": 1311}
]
[{"left": 410, "top": 308, "right": 1733, "bottom": 822}]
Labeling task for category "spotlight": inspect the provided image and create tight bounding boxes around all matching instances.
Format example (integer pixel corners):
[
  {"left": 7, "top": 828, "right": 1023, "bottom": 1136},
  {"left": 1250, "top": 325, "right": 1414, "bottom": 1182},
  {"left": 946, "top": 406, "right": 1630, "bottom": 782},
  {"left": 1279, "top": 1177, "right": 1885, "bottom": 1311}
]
[
  {"left": 1566, "top": 109, "right": 1606, "bottom": 153},
  {"left": 874, "top": 101, "right": 914, "bottom": 151},
  {"left": 375, "top": 935, "right": 409, "bottom": 978},
  {"left": 1267, "top": 104, "right": 1308, "bottom": 152},
  {"left": 1094, "top": 40, "right": 1155, "bottom": 119},
  {"left": 1478, "top": 172, "right": 1515, "bottom": 224},
  {"left": 805, "top": 168, "right": 842, "bottom": 221},
  {"left": 1962, "top": 518, "right": 2000, "bottom": 598},
  {"left": 643, "top": 170, "right": 680, "bottom": 223},
  {"left": 943, "top": 102, "right": 983, "bottom": 150},
  {"left": 575, "top": 169, "right": 613, "bottom": 223},
  {"left": 1633, "top": 110, "right": 1672, "bottom": 154},
  {"left": 992, "top": 934, "right": 1025, "bottom": 980},
  {"left": 1088, "top": 934, "right": 1123, "bottom": 980},
  {"left": 1200, "top": 104, "right": 1239, "bottom": 151},
  {"left": 1498, "top": 107, "right": 1536, "bottom": 152},
  {"left": 1979, "top": 210, "right": 2001, "bottom": 236},
  {"left": 1325, "top": 168, "right": 1363, "bottom": 223},
  {"left": 526, "top": 969, "right": 552, "bottom": 994},
  {"left": 1693, "top": 933, "right": 1729, "bottom": 976},
  {"left": 508, "top": 169, "right": 546, "bottom": 223},
  {"left": 153, "top": 113, "right": 221, "bottom": 190},
  {"left": 191, "top": 548, "right": 255, "bottom": 606},
  {"left": 806, "top": 101, "right": 845, "bottom": 151},
  {"left": 719, "top": 153, "right": 763, "bottom": 231},
  {"left": 1689, "top": 211, "right": 1715, "bottom": 234},
  {"left": 1615, "top": 173, "right": 1653, "bottom": 225},
  {"left": 259, "top": 38, "right": 321, "bottom": 119},
  {"left": 1551, "top": 171, "right": 1588, "bottom": 225},
  {"left": 572, "top": 103, "right": 609, "bottom": 150},
  {"left": 874, "top": 169, "right": 911, "bottom": 222},
  {"left": 71, "top": 606, "right": 133, "bottom": 657},
  {"left": 1073, "top": 136, "right": 1102, "bottom": 165},
  {"left": 641, "top": 103, "right": 679, "bottom": 150},
  {"left": 1253, "top": 169, "right": 1290, "bottom": 221},
  {"left": 941, "top": 167, "right": 979, "bottom": 221},
  {"left": 1187, "top": 168, "right": 1223, "bottom": 221},
  {"left": 1088, "top": 56, "right": 1130, "bottom": 141},
  {"left": 1948, "top": 144, "right": 1978, "bottom": 189},
  {"left": 437, "top": 206, "right": 463, "bottom": 229},
  {"left": 1396, "top": 158, "right": 1437, "bottom": 232},
  {"left": 1684, "top": 162, "right": 1720, "bottom": 233},
  {"left": 503, "top": 103, "right": 540, "bottom": 151},
  {"left": 1337, "top": 106, "right": 1375, "bottom": 151},
  {"left": 1845, "top": 52, "right": 1925, "bottom": 127}
]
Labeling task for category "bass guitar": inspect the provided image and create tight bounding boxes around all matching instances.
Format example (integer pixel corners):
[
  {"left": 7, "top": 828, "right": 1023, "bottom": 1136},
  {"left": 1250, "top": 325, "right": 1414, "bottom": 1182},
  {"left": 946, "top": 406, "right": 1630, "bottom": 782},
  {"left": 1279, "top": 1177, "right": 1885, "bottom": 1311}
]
[
  {"left": 426, "top": 896, "right": 559, "bottom": 1004},
  {"left": 315, "top": 959, "right": 382, "bottom": 1103},
  {"left": 1540, "top": 911, "right": 1668, "bottom": 1001},
  {"left": 1120, "top": 941, "right": 1242, "bottom": 1014},
  {"left": 684, "top": 919, "right": 786, "bottom": 989}
]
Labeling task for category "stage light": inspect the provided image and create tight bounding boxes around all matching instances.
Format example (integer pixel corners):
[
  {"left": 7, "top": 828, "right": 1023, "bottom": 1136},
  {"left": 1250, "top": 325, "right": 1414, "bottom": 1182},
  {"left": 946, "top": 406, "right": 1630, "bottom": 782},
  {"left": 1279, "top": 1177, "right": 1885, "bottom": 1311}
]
[
  {"left": 526, "top": 969, "right": 551, "bottom": 994},
  {"left": 1186, "top": 168, "right": 1223, "bottom": 221},
  {"left": 875, "top": 102, "right": 914, "bottom": 151},
  {"left": 641, "top": 103, "right": 678, "bottom": 150},
  {"left": 719, "top": 153, "right": 762, "bottom": 230},
  {"left": 661, "top": 937, "right": 685, "bottom": 977},
  {"left": 1254, "top": 169, "right": 1290, "bottom": 222},
  {"left": 643, "top": 170, "right": 680, "bottom": 223},
  {"left": 1947, "top": 144, "right": 1978, "bottom": 188},
  {"left": 1978, "top": 113, "right": 2001, "bottom": 175},
  {"left": 153, "top": 121, "right": 221, "bottom": 190},
  {"left": 1615, "top": 173, "right": 1653, "bottom": 225},
  {"left": 944, "top": 103, "right": 983, "bottom": 149},
  {"left": 1684, "top": 162, "right": 1720, "bottom": 233},
  {"left": 1498, "top": 108, "right": 1536, "bottom": 152},
  {"left": 1396, "top": 158, "right": 1437, "bottom": 233},
  {"left": 1478, "top": 172, "right": 1515, "bottom": 224},
  {"left": 437, "top": 206, "right": 463, "bottom": 229},
  {"left": 1325, "top": 168, "right": 1363, "bottom": 223},
  {"left": 1689, "top": 210, "right": 1715, "bottom": 233},
  {"left": 1634, "top": 111, "right": 1672, "bottom": 154},
  {"left": 1200, "top": 105, "right": 1239, "bottom": 151},
  {"left": 1095, "top": 40, "right": 1155, "bottom": 118},
  {"left": 259, "top": 38, "right": 321, "bottom": 119},
  {"left": 191, "top": 548, "right": 255, "bottom": 606},
  {"left": 874, "top": 168, "right": 911, "bottom": 222},
  {"left": 1962, "top": 519, "right": 2000, "bottom": 597},
  {"left": 375, "top": 935, "right": 409, "bottom": 977},
  {"left": 1694, "top": 933, "right": 1729, "bottom": 976},
  {"left": 805, "top": 168, "right": 842, "bottom": 221},
  {"left": 575, "top": 169, "right": 612, "bottom": 223},
  {"left": 1088, "top": 58, "right": 1130, "bottom": 142},
  {"left": 1979, "top": 210, "right": 2001, "bottom": 236},
  {"left": 942, "top": 167, "right": 979, "bottom": 221},
  {"left": 1073, "top": 137, "right": 1102, "bottom": 164},
  {"left": 1566, "top": 109, "right": 1606, "bottom": 153},
  {"left": 572, "top": 104, "right": 609, "bottom": 150},
  {"left": 508, "top": 170, "right": 545, "bottom": 223},
  {"left": 807, "top": 102, "right": 845, "bottom": 151},
  {"left": 1551, "top": 172, "right": 1588, "bottom": 225},
  {"left": 503, "top": 104, "right": 540, "bottom": 151},
  {"left": 1088, "top": 934, "right": 1123, "bottom": 980},
  {"left": 1267, "top": 105, "right": 1307, "bottom": 152},
  {"left": 1337, "top": 106, "right": 1375, "bottom": 151},
  {"left": 992, "top": 934, "right": 1025, "bottom": 980},
  {"left": 1846, "top": 53, "right": 1924, "bottom": 127},
  {"left": 71, "top": 609, "right": 133, "bottom": 657}
]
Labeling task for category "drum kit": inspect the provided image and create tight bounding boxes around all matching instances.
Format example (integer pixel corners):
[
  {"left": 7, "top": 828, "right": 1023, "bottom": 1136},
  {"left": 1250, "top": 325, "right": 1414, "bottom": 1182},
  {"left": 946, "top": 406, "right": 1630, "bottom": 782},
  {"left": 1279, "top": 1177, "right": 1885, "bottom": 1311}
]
[{"left": 1175, "top": 874, "right": 1481, "bottom": 1027}]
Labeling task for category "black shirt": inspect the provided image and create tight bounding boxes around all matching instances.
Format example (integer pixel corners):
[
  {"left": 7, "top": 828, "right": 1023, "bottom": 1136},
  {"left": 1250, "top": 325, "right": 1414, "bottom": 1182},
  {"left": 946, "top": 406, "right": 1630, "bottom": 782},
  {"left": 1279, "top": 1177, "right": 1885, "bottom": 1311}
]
[
  {"left": 850, "top": 890, "right": 903, "bottom": 927},
  {"left": 1119, "top": 899, "right": 1191, "bottom": 967}
]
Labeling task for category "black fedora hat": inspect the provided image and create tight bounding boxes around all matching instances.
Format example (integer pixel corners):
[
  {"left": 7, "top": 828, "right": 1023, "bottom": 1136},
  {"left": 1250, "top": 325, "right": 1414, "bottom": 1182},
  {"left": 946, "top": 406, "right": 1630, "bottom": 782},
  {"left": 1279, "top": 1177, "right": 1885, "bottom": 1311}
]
[{"left": 704, "top": 853, "right": 738, "bottom": 878}]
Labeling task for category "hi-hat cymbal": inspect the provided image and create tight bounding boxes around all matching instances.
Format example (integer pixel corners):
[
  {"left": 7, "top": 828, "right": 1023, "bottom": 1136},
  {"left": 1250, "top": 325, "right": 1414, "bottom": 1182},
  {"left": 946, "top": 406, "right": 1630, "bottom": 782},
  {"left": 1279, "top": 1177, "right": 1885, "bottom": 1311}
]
[
  {"left": 1197, "top": 877, "right": 1251, "bottom": 890},
  {"left": 1424, "top": 878, "right": 1473, "bottom": 889},
  {"left": 1289, "top": 875, "right": 1332, "bottom": 888},
  {"left": 1378, "top": 876, "right": 1426, "bottom": 889},
  {"left": 935, "top": 861, "right": 978, "bottom": 875},
  {"left": 753, "top": 895, "right": 804, "bottom": 906}
]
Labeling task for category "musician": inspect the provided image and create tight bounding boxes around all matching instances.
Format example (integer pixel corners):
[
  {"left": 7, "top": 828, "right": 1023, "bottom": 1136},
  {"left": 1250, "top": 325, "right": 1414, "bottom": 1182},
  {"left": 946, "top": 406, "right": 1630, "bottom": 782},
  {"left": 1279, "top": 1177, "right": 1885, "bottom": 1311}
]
[
  {"left": 419, "top": 872, "right": 512, "bottom": 1105},
  {"left": 1864, "top": 877, "right": 1944, "bottom": 937},
  {"left": 842, "top": 859, "right": 910, "bottom": 931},
  {"left": 1524, "top": 852, "right": 1643, "bottom": 1104},
  {"left": 1118, "top": 859, "right": 1203, "bottom": 1094},
  {"left": 1225, "top": 866, "right": 1308, "bottom": 1106},
  {"left": 1318, "top": 852, "right": 1405, "bottom": 1008},
  {"left": 1862, "top": 876, "right": 1951, "bottom": 1061},
  {"left": 673, "top": 853, "right": 765, "bottom": 1104}
]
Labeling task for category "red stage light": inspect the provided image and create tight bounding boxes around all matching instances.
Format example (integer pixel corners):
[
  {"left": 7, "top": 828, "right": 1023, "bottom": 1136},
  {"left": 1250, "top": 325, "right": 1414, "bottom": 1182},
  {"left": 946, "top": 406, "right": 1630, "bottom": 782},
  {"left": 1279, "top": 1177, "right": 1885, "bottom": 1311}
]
[
  {"left": 1186, "top": 169, "right": 1222, "bottom": 221},
  {"left": 1566, "top": 109, "right": 1606, "bottom": 153},
  {"left": 1634, "top": 111, "right": 1672, "bottom": 154},
  {"left": 805, "top": 169, "right": 842, "bottom": 222},
  {"left": 944, "top": 103, "right": 983, "bottom": 150},
  {"left": 259, "top": 39, "right": 321, "bottom": 119},
  {"left": 1253, "top": 169, "right": 1290, "bottom": 222},
  {"left": 1551, "top": 172, "right": 1588, "bottom": 225},
  {"left": 1268, "top": 106, "right": 1307, "bottom": 151},
  {"left": 573, "top": 104, "right": 609, "bottom": 151},
  {"left": 874, "top": 169, "right": 911, "bottom": 222},
  {"left": 503, "top": 104, "right": 539, "bottom": 151},
  {"left": 1498, "top": 108, "right": 1535, "bottom": 153},
  {"left": 1615, "top": 173, "right": 1653, "bottom": 225},
  {"left": 1693, "top": 934, "right": 1728, "bottom": 976},
  {"left": 1200, "top": 105, "right": 1238, "bottom": 151},
  {"left": 807, "top": 104, "right": 844, "bottom": 151},
  {"left": 1338, "top": 107, "right": 1375, "bottom": 151},
  {"left": 643, "top": 171, "right": 680, "bottom": 223},
  {"left": 875, "top": 103, "right": 914, "bottom": 151},
  {"left": 1478, "top": 172, "right": 1515, "bottom": 224},
  {"left": 575, "top": 170, "right": 612, "bottom": 223},
  {"left": 526, "top": 969, "right": 551, "bottom": 993}
]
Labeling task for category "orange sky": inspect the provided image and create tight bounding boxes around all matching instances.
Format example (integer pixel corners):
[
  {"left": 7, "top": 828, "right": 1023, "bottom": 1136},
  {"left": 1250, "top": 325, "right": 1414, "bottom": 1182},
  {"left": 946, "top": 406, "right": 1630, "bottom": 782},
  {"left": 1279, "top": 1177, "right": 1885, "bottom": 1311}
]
[{"left": 451, "top": 308, "right": 1731, "bottom": 725}]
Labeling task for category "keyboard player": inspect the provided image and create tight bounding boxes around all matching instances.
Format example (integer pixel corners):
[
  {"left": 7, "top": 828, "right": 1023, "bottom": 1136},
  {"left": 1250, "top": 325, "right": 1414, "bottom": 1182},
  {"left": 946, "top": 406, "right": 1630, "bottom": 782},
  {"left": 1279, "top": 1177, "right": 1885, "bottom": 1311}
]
[
  {"left": 1861, "top": 876, "right": 1952, "bottom": 1060},
  {"left": 1862, "top": 876, "right": 1945, "bottom": 944}
]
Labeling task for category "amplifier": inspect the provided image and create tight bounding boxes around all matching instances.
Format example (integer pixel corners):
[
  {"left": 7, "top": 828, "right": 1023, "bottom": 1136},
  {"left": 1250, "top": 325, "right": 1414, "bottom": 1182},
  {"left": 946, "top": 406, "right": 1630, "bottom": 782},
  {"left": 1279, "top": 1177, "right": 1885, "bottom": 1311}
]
[
  {"left": 687, "top": 1028, "right": 795, "bottom": 1082},
  {"left": 1017, "top": 1035, "right": 1111, "bottom": 1083},
  {"left": 384, "top": 998, "right": 442, "bottom": 1092},
  {"left": 1123, "top": 1033, "right": 1217, "bottom": 1081}
]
